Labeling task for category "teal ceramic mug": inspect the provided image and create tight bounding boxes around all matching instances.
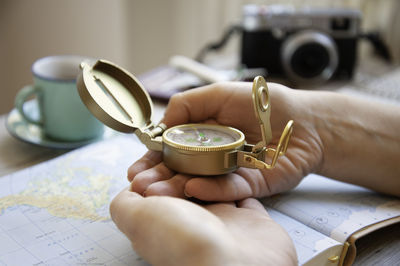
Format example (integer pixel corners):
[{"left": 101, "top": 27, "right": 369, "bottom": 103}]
[{"left": 15, "top": 55, "right": 104, "bottom": 142}]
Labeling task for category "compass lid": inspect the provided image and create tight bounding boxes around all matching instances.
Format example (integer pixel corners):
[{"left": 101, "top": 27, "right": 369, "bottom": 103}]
[{"left": 77, "top": 59, "right": 153, "bottom": 133}]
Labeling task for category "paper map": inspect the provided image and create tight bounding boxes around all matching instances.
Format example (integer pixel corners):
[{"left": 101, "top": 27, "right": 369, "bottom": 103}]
[{"left": 0, "top": 136, "right": 149, "bottom": 265}]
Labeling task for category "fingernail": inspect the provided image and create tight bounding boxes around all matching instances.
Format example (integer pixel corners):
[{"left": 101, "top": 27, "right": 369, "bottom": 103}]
[{"left": 184, "top": 189, "right": 192, "bottom": 198}]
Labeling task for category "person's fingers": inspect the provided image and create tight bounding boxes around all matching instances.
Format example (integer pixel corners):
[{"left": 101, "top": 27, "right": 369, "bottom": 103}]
[
  {"left": 184, "top": 173, "right": 252, "bottom": 201},
  {"left": 130, "top": 162, "right": 175, "bottom": 195},
  {"left": 145, "top": 174, "right": 191, "bottom": 198},
  {"left": 127, "top": 151, "right": 163, "bottom": 182},
  {"left": 184, "top": 169, "right": 265, "bottom": 201},
  {"left": 224, "top": 202, "right": 237, "bottom": 207},
  {"left": 236, "top": 198, "right": 269, "bottom": 216},
  {"left": 109, "top": 188, "right": 142, "bottom": 233}
]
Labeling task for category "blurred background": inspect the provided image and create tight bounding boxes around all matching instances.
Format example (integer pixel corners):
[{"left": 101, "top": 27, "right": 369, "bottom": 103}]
[{"left": 1, "top": 0, "right": 399, "bottom": 114}]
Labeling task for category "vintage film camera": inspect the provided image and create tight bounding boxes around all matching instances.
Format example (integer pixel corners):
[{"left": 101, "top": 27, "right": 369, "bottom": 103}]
[{"left": 241, "top": 5, "right": 361, "bottom": 85}]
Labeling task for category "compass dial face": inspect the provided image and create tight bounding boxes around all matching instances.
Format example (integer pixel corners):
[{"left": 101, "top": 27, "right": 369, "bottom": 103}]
[{"left": 163, "top": 124, "right": 245, "bottom": 151}]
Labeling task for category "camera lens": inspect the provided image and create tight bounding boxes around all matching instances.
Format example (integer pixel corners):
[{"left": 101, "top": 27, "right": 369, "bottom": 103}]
[
  {"left": 291, "top": 43, "right": 329, "bottom": 78},
  {"left": 281, "top": 30, "right": 338, "bottom": 84}
]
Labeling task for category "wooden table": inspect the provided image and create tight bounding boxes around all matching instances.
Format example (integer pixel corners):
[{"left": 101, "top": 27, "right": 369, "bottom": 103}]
[
  {"left": 0, "top": 96, "right": 399, "bottom": 265},
  {"left": 0, "top": 100, "right": 166, "bottom": 177}
]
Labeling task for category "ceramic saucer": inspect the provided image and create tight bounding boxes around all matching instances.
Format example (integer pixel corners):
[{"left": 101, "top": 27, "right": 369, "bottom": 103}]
[{"left": 6, "top": 100, "right": 117, "bottom": 149}]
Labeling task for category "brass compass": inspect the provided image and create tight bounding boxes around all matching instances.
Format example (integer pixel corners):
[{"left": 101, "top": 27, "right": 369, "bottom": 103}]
[{"left": 77, "top": 59, "right": 293, "bottom": 175}]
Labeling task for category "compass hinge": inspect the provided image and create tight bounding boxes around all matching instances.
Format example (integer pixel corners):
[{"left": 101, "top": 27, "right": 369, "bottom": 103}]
[
  {"left": 236, "top": 144, "right": 267, "bottom": 169},
  {"left": 135, "top": 123, "right": 167, "bottom": 152}
]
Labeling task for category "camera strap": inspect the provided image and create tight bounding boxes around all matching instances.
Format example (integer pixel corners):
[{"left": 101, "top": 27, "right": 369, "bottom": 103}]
[
  {"left": 195, "top": 25, "right": 243, "bottom": 62},
  {"left": 358, "top": 32, "right": 392, "bottom": 63}
]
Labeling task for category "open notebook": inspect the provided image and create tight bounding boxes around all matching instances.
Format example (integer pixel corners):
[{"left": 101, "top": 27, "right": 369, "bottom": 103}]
[
  {"left": 262, "top": 175, "right": 400, "bottom": 265},
  {"left": 0, "top": 135, "right": 399, "bottom": 265}
]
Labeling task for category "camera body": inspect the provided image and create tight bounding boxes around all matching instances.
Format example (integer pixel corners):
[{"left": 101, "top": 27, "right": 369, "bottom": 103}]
[{"left": 241, "top": 5, "right": 361, "bottom": 84}]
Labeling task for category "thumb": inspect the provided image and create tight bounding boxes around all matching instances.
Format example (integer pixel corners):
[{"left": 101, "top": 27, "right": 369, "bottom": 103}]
[
  {"left": 160, "top": 83, "right": 233, "bottom": 127},
  {"left": 236, "top": 198, "right": 269, "bottom": 216}
]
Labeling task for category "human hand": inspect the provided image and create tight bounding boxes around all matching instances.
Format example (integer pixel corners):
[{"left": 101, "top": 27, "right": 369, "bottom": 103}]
[
  {"left": 128, "top": 81, "right": 324, "bottom": 201},
  {"left": 110, "top": 188, "right": 297, "bottom": 266}
]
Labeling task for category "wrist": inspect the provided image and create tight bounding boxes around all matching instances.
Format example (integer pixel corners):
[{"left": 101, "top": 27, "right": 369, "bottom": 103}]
[
  {"left": 308, "top": 91, "right": 400, "bottom": 195},
  {"left": 305, "top": 91, "right": 364, "bottom": 176}
]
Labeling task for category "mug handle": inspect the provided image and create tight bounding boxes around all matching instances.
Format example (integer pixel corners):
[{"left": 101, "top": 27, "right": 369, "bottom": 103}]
[{"left": 15, "top": 85, "right": 43, "bottom": 125}]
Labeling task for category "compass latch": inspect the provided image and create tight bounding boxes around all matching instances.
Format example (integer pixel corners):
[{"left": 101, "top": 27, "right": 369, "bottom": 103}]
[{"left": 238, "top": 76, "right": 294, "bottom": 170}]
